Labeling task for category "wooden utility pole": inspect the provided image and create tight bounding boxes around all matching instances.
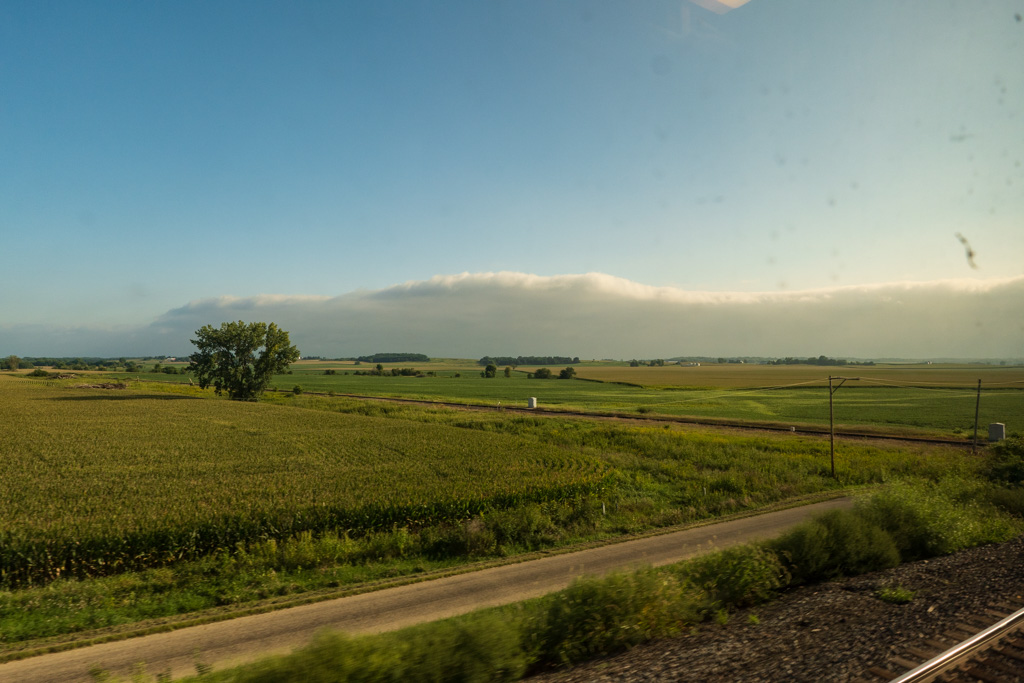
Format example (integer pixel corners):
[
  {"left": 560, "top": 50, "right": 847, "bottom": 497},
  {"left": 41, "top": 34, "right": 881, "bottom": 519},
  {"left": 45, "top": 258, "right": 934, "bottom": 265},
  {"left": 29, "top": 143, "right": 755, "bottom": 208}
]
[
  {"left": 828, "top": 376, "right": 859, "bottom": 478},
  {"left": 973, "top": 379, "right": 982, "bottom": 453}
]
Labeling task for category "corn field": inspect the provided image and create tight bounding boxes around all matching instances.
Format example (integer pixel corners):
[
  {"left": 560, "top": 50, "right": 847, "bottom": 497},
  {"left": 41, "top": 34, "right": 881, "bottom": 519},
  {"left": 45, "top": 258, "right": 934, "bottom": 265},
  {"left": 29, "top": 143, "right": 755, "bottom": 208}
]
[{"left": 0, "top": 376, "right": 604, "bottom": 586}]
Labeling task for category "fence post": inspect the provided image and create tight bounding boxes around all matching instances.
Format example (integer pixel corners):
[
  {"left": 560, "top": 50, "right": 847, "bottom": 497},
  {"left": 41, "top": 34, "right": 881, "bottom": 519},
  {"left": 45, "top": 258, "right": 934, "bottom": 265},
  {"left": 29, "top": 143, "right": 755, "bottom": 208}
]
[{"left": 972, "top": 379, "right": 981, "bottom": 453}]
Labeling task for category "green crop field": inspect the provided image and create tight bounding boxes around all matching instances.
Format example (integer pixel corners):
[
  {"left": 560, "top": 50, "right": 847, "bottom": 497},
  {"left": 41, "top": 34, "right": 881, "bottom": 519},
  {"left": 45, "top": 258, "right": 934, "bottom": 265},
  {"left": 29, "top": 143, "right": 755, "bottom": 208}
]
[
  {"left": 0, "top": 375, "right": 603, "bottom": 587},
  {"left": 115, "top": 360, "right": 1024, "bottom": 438}
]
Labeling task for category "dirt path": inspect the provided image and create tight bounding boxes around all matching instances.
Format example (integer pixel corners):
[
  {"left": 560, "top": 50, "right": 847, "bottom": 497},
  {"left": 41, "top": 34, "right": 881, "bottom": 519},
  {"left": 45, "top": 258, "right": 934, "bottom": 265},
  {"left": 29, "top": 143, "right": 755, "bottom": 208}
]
[{"left": 0, "top": 498, "right": 852, "bottom": 683}]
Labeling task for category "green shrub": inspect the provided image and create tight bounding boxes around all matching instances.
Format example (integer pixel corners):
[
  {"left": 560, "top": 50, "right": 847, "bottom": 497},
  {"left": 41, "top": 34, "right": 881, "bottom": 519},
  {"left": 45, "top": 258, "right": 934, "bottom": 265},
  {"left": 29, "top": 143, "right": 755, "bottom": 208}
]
[
  {"left": 767, "top": 518, "right": 831, "bottom": 584},
  {"left": 858, "top": 480, "right": 1020, "bottom": 560},
  {"left": 985, "top": 486, "right": 1024, "bottom": 517},
  {"left": 854, "top": 488, "right": 933, "bottom": 561},
  {"left": 876, "top": 585, "right": 915, "bottom": 604},
  {"left": 770, "top": 509, "right": 899, "bottom": 584},
  {"left": 357, "top": 527, "right": 413, "bottom": 562},
  {"left": 486, "top": 504, "right": 556, "bottom": 550},
  {"left": 532, "top": 568, "right": 699, "bottom": 667},
  {"left": 292, "top": 385, "right": 303, "bottom": 395},
  {"left": 682, "top": 544, "right": 786, "bottom": 608},
  {"left": 985, "top": 437, "right": 1024, "bottom": 486},
  {"left": 393, "top": 610, "right": 528, "bottom": 682},
  {"left": 821, "top": 509, "right": 901, "bottom": 576},
  {"left": 277, "top": 531, "right": 348, "bottom": 570},
  {"left": 461, "top": 519, "right": 497, "bottom": 557},
  {"left": 419, "top": 519, "right": 496, "bottom": 559},
  {"left": 220, "top": 630, "right": 405, "bottom": 682},
  {"left": 222, "top": 610, "right": 528, "bottom": 683}
]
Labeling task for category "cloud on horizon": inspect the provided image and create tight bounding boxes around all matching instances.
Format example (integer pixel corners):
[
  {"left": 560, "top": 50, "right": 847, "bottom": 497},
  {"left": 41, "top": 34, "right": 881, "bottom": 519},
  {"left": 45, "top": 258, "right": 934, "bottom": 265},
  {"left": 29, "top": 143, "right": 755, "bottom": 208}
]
[{"left": 4, "top": 272, "right": 1023, "bottom": 359}]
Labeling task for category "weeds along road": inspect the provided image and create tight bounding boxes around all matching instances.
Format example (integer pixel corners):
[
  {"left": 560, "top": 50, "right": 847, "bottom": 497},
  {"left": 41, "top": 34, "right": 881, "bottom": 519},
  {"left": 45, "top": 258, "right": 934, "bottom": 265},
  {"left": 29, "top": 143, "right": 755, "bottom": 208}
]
[{"left": 0, "top": 497, "right": 853, "bottom": 683}]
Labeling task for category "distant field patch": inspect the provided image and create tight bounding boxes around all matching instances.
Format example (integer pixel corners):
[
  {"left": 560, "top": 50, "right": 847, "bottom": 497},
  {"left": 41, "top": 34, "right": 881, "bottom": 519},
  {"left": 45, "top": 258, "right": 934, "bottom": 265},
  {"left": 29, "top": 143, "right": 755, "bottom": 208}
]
[{"left": 572, "top": 363, "right": 1024, "bottom": 389}]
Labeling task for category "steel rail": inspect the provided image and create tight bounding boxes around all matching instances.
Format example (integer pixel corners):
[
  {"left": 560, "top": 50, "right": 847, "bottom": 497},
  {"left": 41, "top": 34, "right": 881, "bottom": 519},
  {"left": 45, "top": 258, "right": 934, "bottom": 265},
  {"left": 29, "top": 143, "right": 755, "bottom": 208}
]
[
  {"left": 275, "top": 389, "right": 978, "bottom": 448},
  {"left": 890, "top": 605, "right": 1024, "bottom": 683}
]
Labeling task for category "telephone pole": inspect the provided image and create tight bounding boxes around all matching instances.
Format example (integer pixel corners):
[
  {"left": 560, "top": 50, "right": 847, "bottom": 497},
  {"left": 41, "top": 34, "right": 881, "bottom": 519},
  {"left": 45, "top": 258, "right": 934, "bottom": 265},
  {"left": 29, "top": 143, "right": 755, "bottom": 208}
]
[
  {"left": 972, "top": 379, "right": 982, "bottom": 453},
  {"left": 829, "top": 376, "right": 860, "bottom": 478}
]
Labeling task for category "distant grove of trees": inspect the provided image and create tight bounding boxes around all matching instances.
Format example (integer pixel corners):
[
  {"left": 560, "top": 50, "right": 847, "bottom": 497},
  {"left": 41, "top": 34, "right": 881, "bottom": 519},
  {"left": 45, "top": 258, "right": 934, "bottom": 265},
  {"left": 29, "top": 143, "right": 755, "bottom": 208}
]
[
  {"left": 767, "top": 356, "right": 875, "bottom": 367},
  {"left": 356, "top": 353, "right": 430, "bottom": 363},
  {"left": 527, "top": 366, "right": 576, "bottom": 380},
  {"left": 352, "top": 364, "right": 424, "bottom": 377},
  {"left": 18, "top": 357, "right": 124, "bottom": 370},
  {"left": 479, "top": 356, "right": 579, "bottom": 367},
  {"left": 9, "top": 356, "right": 178, "bottom": 371},
  {"left": 1, "top": 356, "right": 195, "bottom": 373}
]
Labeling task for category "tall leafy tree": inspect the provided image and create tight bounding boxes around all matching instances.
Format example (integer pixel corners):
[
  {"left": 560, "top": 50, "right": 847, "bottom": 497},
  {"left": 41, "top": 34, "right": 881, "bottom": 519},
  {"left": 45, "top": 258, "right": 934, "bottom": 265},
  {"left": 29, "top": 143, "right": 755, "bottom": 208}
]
[{"left": 187, "top": 321, "right": 299, "bottom": 400}]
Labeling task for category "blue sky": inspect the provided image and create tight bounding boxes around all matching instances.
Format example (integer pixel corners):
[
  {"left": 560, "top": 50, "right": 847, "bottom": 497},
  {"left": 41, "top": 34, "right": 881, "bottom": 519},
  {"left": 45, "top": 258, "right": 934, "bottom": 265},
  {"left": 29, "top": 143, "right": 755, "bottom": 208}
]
[{"left": 2, "top": 1, "right": 1022, "bottom": 357}]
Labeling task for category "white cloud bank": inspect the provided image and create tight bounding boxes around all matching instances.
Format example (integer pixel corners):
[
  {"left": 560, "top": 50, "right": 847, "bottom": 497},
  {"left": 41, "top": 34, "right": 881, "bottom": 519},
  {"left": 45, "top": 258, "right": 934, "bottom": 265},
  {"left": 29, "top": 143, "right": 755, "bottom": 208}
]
[{"left": 3, "top": 272, "right": 1023, "bottom": 359}]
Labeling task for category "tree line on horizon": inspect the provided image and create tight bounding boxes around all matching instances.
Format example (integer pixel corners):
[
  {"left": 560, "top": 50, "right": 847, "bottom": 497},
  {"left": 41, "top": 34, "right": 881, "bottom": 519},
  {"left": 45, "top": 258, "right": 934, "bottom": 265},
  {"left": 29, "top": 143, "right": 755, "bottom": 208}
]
[
  {"left": 1, "top": 356, "right": 173, "bottom": 371},
  {"left": 354, "top": 353, "right": 431, "bottom": 363},
  {"left": 479, "top": 355, "right": 580, "bottom": 367},
  {"left": 766, "top": 355, "right": 875, "bottom": 367}
]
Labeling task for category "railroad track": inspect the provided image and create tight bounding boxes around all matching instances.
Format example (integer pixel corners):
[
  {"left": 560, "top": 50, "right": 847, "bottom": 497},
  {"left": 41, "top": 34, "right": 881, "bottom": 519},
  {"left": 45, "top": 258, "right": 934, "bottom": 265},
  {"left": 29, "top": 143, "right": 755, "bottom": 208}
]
[
  {"left": 854, "top": 600, "right": 1024, "bottom": 682},
  {"left": 138, "top": 379, "right": 976, "bottom": 448},
  {"left": 270, "top": 388, "right": 977, "bottom": 449}
]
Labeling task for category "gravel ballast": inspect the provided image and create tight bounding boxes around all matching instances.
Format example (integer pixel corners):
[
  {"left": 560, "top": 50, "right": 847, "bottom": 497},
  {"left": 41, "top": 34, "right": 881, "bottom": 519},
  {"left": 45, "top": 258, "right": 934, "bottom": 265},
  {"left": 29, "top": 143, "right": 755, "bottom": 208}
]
[{"left": 528, "top": 535, "right": 1024, "bottom": 682}]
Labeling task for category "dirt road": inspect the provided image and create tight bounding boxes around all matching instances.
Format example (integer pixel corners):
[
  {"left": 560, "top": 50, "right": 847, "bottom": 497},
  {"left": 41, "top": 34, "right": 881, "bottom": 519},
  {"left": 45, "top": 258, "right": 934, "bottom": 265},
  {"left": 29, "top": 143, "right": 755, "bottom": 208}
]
[{"left": 0, "top": 498, "right": 852, "bottom": 682}]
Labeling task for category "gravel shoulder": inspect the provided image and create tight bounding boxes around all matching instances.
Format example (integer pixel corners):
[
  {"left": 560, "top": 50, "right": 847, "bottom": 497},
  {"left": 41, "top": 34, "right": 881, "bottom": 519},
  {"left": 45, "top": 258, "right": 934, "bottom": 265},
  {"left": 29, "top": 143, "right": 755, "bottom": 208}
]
[{"left": 528, "top": 535, "right": 1024, "bottom": 682}]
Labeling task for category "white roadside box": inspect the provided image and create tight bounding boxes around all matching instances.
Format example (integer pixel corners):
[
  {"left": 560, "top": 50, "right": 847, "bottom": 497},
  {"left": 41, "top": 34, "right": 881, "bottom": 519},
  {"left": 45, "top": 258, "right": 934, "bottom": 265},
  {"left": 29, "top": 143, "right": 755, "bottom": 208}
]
[{"left": 988, "top": 423, "right": 1006, "bottom": 442}]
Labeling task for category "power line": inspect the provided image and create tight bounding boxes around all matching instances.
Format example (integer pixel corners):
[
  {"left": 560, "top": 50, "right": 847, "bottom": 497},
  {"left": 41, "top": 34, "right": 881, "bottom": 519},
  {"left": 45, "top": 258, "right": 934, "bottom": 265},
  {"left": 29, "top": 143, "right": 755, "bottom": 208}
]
[
  {"left": 853, "top": 375, "right": 1024, "bottom": 388},
  {"left": 622, "top": 375, "right": 1020, "bottom": 409}
]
